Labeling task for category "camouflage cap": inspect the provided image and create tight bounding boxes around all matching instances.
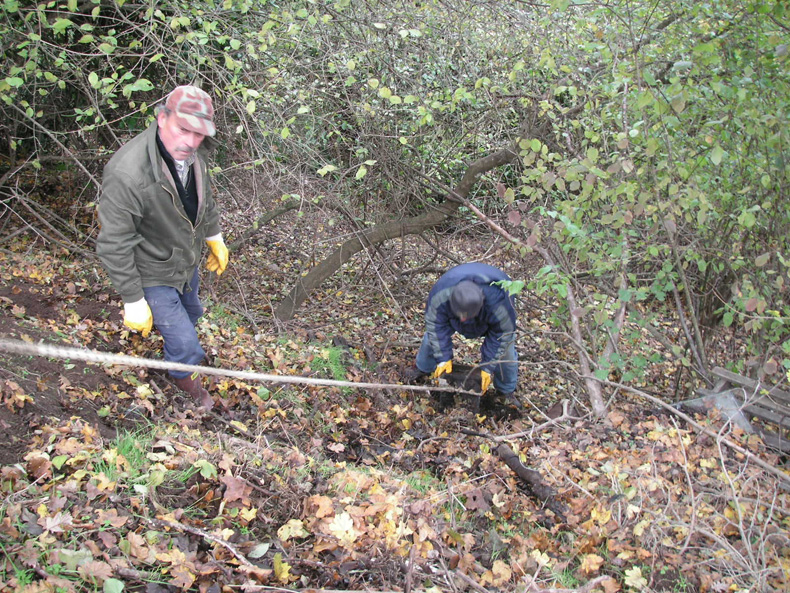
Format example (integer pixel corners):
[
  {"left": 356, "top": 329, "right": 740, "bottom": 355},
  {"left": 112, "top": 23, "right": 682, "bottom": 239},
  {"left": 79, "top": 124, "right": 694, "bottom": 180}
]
[{"left": 164, "top": 85, "right": 216, "bottom": 137}]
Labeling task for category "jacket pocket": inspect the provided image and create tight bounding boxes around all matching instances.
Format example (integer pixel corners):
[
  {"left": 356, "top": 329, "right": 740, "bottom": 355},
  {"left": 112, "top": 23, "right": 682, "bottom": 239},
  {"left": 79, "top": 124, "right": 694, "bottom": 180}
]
[{"left": 137, "top": 248, "right": 185, "bottom": 278}]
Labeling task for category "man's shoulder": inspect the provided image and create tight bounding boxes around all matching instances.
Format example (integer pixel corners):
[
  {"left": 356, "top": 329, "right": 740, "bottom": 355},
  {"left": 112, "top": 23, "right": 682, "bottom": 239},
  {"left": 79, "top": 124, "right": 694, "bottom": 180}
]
[
  {"left": 105, "top": 126, "right": 154, "bottom": 173},
  {"left": 438, "top": 263, "right": 509, "bottom": 287}
]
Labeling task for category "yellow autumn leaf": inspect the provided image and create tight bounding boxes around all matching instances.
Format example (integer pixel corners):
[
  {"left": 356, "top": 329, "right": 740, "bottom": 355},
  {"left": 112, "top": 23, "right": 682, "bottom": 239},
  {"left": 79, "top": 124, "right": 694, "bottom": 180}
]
[
  {"left": 274, "top": 552, "right": 292, "bottom": 583},
  {"left": 230, "top": 420, "right": 248, "bottom": 432},
  {"left": 328, "top": 512, "right": 357, "bottom": 546},
  {"left": 491, "top": 560, "right": 512, "bottom": 586},
  {"left": 591, "top": 506, "right": 612, "bottom": 525},
  {"left": 580, "top": 553, "right": 604, "bottom": 574},
  {"left": 136, "top": 384, "right": 153, "bottom": 398},
  {"left": 156, "top": 546, "right": 187, "bottom": 565},
  {"left": 624, "top": 566, "right": 648, "bottom": 590},
  {"left": 240, "top": 507, "right": 258, "bottom": 522},
  {"left": 277, "top": 519, "right": 310, "bottom": 541},
  {"left": 530, "top": 549, "right": 551, "bottom": 566},
  {"left": 633, "top": 519, "right": 650, "bottom": 536}
]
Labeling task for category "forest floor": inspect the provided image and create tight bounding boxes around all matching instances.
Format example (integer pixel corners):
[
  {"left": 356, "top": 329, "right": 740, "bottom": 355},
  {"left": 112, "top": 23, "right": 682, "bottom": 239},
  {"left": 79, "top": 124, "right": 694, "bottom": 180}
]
[{"left": 0, "top": 208, "right": 788, "bottom": 593}]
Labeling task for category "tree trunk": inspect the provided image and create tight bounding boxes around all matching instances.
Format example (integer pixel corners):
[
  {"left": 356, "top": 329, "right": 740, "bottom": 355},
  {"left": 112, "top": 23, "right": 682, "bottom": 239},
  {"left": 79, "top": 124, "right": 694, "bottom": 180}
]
[
  {"left": 228, "top": 199, "right": 301, "bottom": 252},
  {"left": 274, "top": 142, "right": 520, "bottom": 321}
]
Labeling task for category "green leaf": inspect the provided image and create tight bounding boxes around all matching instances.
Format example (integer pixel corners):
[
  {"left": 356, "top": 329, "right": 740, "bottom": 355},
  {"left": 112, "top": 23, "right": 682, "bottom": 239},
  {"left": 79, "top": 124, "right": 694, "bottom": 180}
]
[
  {"left": 5, "top": 77, "right": 24, "bottom": 88},
  {"left": 492, "top": 279, "right": 525, "bottom": 296},
  {"left": 754, "top": 252, "right": 770, "bottom": 267},
  {"left": 710, "top": 145, "right": 725, "bottom": 165},
  {"left": 131, "top": 78, "right": 154, "bottom": 92},
  {"left": 104, "top": 578, "right": 124, "bottom": 593},
  {"left": 637, "top": 91, "right": 654, "bottom": 108},
  {"left": 317, "top": 164, "right": 337, "bottom": 177},
  {"left": 737, "top": 210, "right": 756, "bottom": 228},
  {"left": 530, "top": 139, "right": 541, "bottom": 152},
  {"left": 355, "top": 165, "right": 367, "bottom": 180},
  {"left": 280, "top": 127, "right": 290, "bottom": 139},
  {"left": 52, "top": 455, "right": 68, "bottom": 470},
  {"left": 194, "top": 459, "right": 217, "bottom": 479},
  {"left": 51, "top": 18, "right": 74, "bottom": 35}
]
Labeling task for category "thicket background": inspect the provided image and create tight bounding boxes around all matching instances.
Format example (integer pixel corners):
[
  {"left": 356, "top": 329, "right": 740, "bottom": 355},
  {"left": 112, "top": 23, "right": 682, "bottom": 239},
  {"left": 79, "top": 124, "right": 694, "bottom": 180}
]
[{"left": 2, "top": 0, "right": 788, "bottom": 413}]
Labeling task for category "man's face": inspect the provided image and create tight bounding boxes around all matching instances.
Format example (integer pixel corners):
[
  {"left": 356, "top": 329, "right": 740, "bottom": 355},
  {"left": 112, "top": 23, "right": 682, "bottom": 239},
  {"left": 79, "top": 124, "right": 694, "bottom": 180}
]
[{"left": 157, "top": 110, "right": 206, "bottom": 160}]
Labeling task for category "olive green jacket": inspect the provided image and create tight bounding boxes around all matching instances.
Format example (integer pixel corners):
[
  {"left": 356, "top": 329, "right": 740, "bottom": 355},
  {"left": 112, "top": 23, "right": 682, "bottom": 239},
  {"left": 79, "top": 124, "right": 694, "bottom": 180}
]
[{"left": 96, "top": 121, "right": 221, "bottom": 303}]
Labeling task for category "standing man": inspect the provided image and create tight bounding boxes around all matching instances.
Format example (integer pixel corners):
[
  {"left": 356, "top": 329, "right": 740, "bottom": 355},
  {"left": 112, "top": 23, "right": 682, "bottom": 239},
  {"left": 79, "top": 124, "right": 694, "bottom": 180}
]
[
  {"left": 96, "top": 85, "right": 229, "bottom": 410},
  {"left": 408, "top": 262, "right": 519, "bottom": 405}
]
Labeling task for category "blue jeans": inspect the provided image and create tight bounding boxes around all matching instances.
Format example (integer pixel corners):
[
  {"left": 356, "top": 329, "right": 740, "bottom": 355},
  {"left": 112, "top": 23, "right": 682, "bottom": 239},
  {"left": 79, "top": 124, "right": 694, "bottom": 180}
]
[
  {"left": 143, "top": 268, "right": 205, "bottom": 379},
  {"left": 415, "top": 332, "right": 519, "bottom": 394}
]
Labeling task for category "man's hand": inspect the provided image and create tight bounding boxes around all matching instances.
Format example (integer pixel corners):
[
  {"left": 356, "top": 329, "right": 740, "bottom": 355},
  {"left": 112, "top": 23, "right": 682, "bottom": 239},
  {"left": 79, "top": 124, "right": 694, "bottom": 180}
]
[
  {"left": 481, "top": 370, "right": 492, "bottom": 394},
  {"left": 206, "top": 237, "right": 229, "bottom": 275},
  {"left": 432, "top": 360, "right": 453, "bottom": 380},
  {"left": 124, "top": 298, "right": 153, "bottom": 337}
]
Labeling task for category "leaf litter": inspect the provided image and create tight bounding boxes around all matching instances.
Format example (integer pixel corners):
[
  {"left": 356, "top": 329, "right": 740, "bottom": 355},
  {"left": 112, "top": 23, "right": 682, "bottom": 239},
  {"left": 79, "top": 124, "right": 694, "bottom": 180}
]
[{"left": 0, "top": 240, "right": 788, "bottom": 593}]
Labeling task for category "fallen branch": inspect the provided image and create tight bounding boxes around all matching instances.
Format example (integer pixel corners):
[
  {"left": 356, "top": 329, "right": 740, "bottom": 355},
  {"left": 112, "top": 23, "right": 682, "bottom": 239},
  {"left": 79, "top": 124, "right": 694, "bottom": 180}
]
[
  {"left": 0, "top": 337, "right": 478, "bottom": 397},
  {"left": 460, "top": 428, "right": 567, "bottom": 519}
]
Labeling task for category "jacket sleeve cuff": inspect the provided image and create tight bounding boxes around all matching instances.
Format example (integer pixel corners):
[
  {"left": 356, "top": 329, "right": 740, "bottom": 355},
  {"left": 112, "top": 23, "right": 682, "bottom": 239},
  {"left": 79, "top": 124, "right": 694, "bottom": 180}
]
[
  {"left": 205, "top": 233, "right": 223, "bottom": 242},
  {"left": 120, "top": 290, "right": 145, "bottom": 304}
]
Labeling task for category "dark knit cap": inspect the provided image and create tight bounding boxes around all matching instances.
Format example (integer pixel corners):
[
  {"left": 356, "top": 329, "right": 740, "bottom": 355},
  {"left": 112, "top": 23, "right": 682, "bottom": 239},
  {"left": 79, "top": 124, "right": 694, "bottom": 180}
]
[{"left": 450, "top": 280, "right": 484, "bottom": 319}]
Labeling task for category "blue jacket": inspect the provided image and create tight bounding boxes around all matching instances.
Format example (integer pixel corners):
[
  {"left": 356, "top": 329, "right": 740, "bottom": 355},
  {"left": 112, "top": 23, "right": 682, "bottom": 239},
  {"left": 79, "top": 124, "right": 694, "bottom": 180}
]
[{"left": 424, "top": 263, "right": 517, "bottom": 372}]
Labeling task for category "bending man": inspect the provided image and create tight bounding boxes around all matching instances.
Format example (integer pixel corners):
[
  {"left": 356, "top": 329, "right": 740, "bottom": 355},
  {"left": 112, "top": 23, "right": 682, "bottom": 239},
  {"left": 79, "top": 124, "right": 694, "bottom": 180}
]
[{"left": 410, "top": 263, "right": 519, "bottom": 403}]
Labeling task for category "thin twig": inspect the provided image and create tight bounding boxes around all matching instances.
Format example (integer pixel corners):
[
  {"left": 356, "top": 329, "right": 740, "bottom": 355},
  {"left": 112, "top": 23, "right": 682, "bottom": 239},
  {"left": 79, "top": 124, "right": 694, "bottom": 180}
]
[{"left": 146, "top": 516, "right": 258, "bottom": 571}]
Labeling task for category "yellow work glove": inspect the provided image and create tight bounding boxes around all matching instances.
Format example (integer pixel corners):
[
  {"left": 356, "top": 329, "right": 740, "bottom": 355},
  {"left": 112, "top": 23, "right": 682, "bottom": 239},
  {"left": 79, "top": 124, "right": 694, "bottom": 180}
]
[
  {"left": 481, "top": 370, "right": 493, "bottom": 394},
  {"left": 206, "top": 237, "right": 229, "bottom": 275},
  {"left": 432, "top": 360, "right": 453, "bottom": 380},
  {"left": 123, "top": 298, "right": 153, "bottom": 337}
]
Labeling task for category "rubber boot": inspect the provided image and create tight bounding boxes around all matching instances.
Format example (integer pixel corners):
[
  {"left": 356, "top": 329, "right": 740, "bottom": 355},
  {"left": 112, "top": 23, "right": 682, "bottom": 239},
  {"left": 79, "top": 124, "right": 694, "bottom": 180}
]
[
  {"left": 403, "top": 365, "right": 428, "bottom": 384},
  {"left": 174, "top": 372, "right": 214, "bottom": 410}
]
